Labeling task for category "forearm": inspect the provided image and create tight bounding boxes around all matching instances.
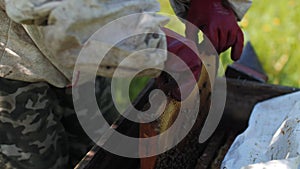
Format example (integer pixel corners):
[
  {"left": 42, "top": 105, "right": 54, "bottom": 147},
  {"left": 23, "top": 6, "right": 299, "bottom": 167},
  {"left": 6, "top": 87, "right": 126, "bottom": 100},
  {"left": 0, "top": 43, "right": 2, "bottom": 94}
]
[
  {"left": 0, "top": 0, "right": 5, "bottom": 10},
  {"left": 3, "top": 0, "right": 169, "bottom": 80},
  {"left": 169, "top": 0, "right": 252, "bottom": 21}
]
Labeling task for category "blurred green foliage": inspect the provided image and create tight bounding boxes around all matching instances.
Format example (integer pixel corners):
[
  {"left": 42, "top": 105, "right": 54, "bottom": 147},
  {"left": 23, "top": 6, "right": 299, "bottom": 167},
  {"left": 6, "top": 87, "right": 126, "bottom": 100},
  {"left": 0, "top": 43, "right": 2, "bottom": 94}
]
[
  {"left": 128, "top": 0, "right": 300, "bottom": 101},
  {"left": 158, "top": 0, "right": 300, "bottom": 87},
  {"left": 241, "top": 0, "right": 300, "bottom": 87}
]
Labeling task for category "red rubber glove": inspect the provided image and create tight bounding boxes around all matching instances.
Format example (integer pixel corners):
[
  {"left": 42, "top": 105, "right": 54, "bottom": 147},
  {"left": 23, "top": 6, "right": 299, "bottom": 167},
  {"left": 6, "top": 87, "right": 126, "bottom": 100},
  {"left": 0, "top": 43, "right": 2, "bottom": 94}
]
[
  {"left": 156, "top": 28, "right": 202, "bottom": 101},
  {"left": 185, "top": 0, "right": 244, "bottom": 61}
]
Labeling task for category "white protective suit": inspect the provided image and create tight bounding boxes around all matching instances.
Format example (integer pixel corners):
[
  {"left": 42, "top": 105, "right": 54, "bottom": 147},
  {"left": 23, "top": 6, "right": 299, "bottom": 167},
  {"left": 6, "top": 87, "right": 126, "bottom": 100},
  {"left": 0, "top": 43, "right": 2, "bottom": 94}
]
[{"left": 0, "top": 0, "right": 251, "bottom": 87}]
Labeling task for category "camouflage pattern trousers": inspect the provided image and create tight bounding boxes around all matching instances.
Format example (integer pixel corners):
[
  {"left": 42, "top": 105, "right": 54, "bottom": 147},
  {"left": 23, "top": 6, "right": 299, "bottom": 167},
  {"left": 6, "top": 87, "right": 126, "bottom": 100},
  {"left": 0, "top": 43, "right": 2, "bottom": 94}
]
[{"left": 0, "top": 77, "right": 119, "bottom": 169}]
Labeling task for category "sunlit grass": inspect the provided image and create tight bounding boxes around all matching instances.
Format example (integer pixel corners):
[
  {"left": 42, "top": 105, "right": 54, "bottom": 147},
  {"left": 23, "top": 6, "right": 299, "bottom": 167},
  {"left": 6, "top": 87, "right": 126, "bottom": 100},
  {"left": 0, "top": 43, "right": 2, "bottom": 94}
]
[
  {"left": 243, "top": 0, "right": 300, "bottom": 87},
  {"left": 158, "top": 0, "right": 300, "bottom": 87},
  {"left": 128, "top": 0, "right": 300, "bottom": 101}
]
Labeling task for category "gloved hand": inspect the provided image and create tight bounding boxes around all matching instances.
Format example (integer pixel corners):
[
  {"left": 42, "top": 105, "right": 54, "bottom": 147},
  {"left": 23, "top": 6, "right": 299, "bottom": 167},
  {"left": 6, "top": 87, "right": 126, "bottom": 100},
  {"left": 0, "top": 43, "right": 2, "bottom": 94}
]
[
  {"left": 185, "top": 0, "right": 244, "bottom": 61},
  {"left": 156, "top": 28, "right": 202, "bottom": 101}
]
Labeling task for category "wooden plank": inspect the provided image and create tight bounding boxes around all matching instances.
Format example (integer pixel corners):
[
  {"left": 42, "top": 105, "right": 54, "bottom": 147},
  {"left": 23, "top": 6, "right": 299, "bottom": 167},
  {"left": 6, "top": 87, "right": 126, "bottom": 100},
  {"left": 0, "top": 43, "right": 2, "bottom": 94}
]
[
  {"left": 223, "top": 78, "right": 299, "bottom": 123},
  {"left": 194, "top": 130, "right": 226, "bottom": 169},
  {"left": 194, "top": 113, "right": 244, "bottom": 169},
  {"left": 74, "top": 80, "right": 155, "bottom": 169},
  {"left": 75, "top": 78, "right": 299, "bottom": 169},
  {"left": 210, "top": 131, "right": 238, "bottom": 169}
]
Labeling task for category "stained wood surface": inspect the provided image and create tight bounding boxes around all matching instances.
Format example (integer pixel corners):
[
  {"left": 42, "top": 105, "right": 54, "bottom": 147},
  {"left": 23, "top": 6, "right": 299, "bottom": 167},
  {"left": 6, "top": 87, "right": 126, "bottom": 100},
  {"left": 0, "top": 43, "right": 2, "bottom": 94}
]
[
  {"left": 75, "top": 78, "right": 299, "bottom": 169},
  {"left": 223, "top": 78, "right": 299, "bottom": 124}
]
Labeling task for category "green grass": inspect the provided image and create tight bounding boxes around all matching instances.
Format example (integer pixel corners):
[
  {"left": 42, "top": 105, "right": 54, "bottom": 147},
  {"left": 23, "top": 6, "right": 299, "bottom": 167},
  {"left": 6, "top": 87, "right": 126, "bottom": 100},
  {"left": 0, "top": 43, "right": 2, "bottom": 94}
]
[
  {"left": 127, "top": 0, "right": 300, "bottom": 101},
  {"left": 158, "top": 0, "right": 300, "bottom": 87},
  {"left": 242, "top": 0, "right": 300, "bottom": 87}
]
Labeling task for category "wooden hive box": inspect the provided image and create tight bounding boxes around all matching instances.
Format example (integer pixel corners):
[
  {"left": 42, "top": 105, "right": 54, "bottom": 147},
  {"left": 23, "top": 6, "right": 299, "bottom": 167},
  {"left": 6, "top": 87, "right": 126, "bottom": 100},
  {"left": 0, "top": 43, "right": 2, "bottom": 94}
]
[{"left": 75, "top": 78, "right": 298, "bottom": 169}]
